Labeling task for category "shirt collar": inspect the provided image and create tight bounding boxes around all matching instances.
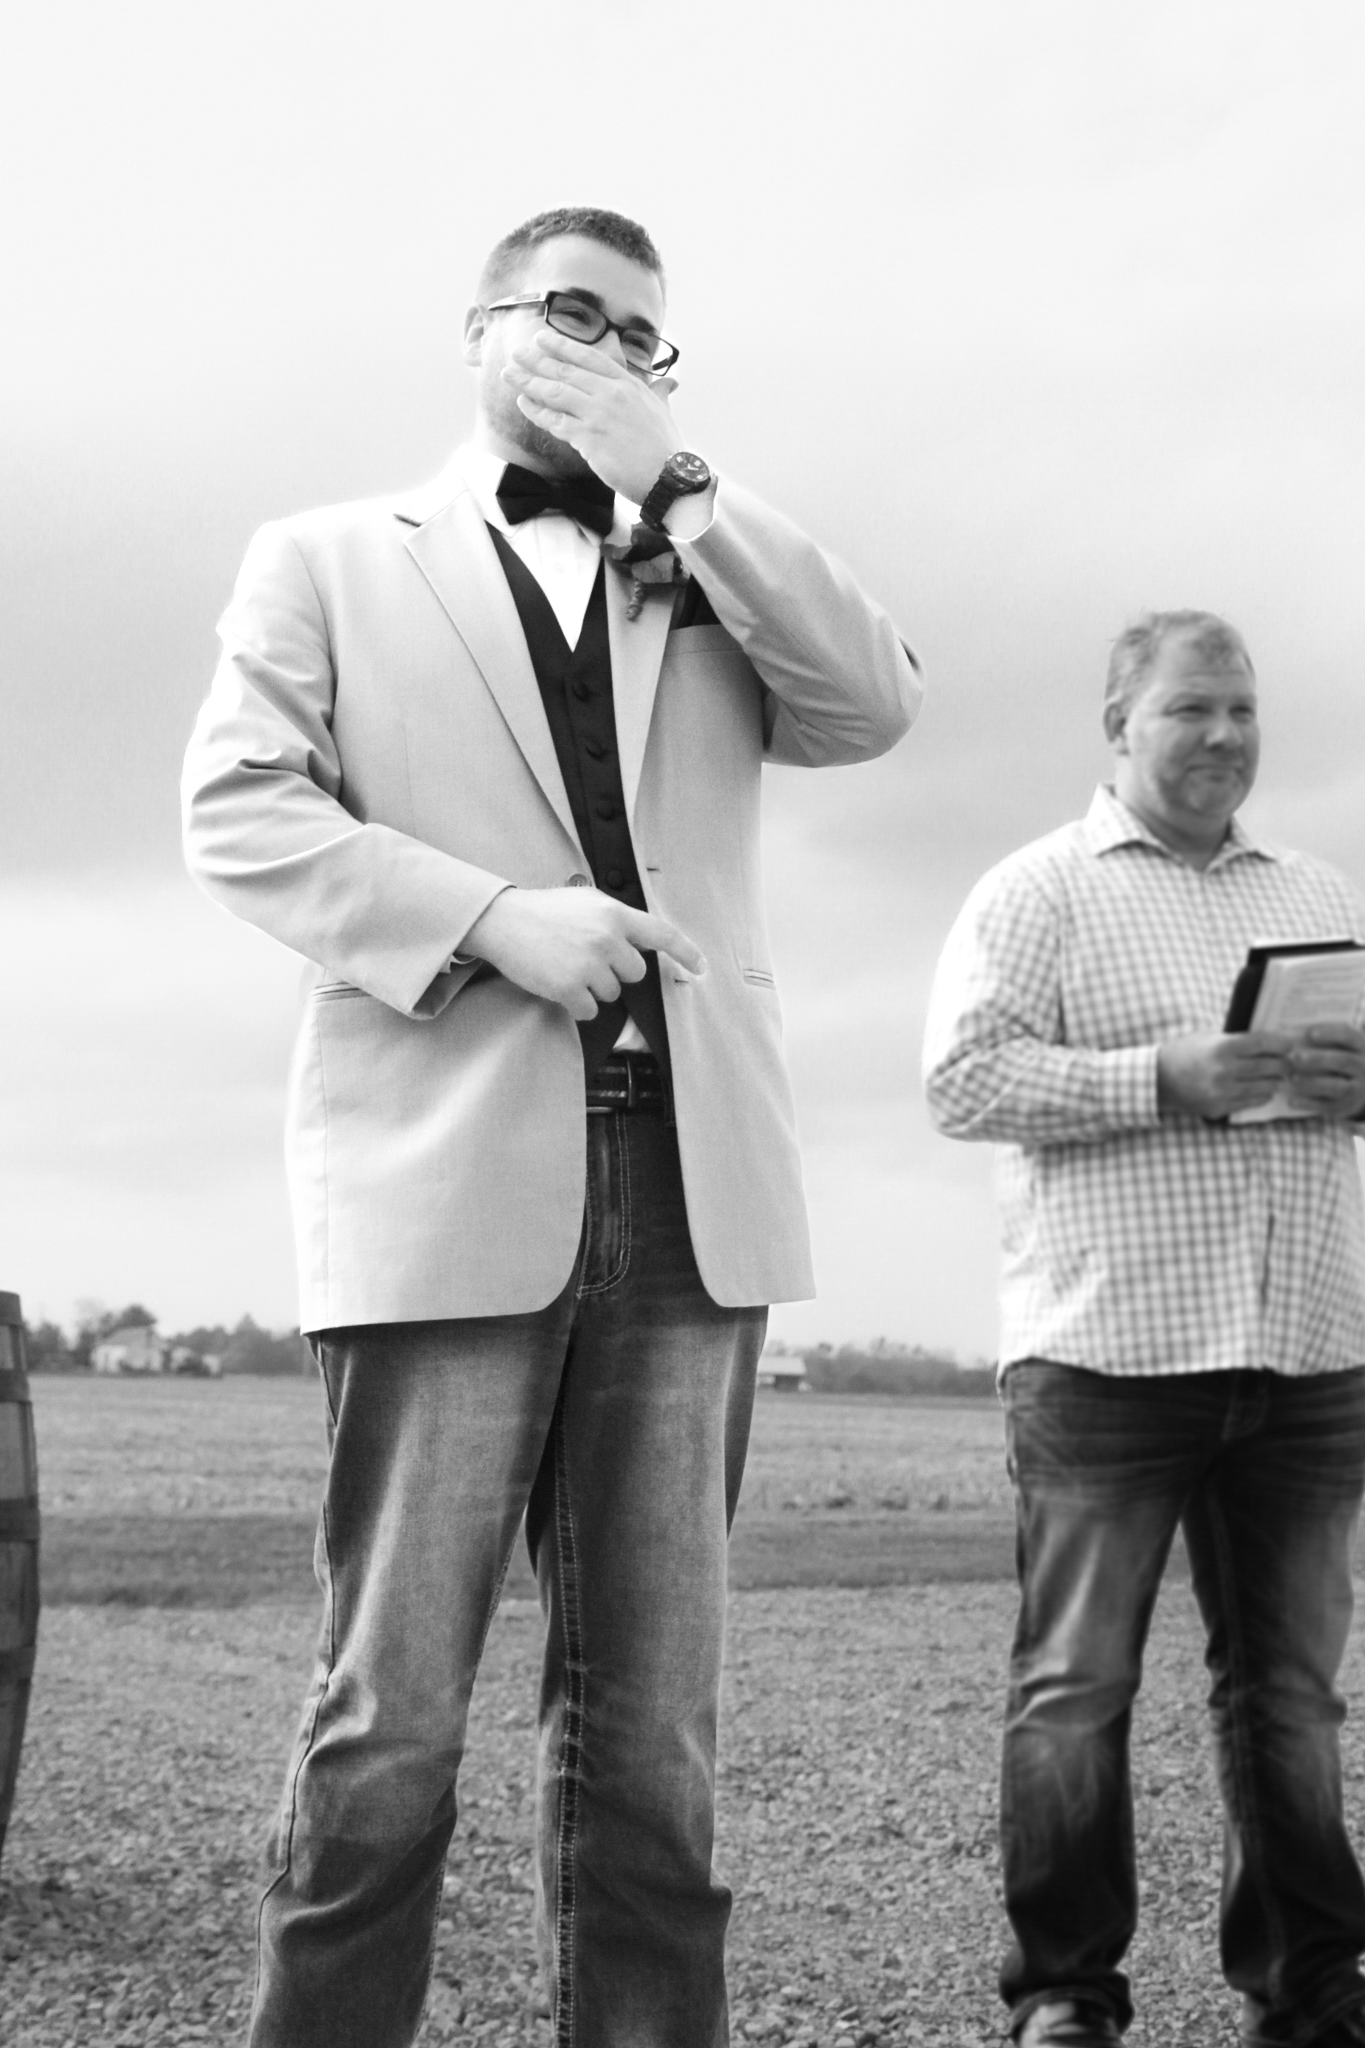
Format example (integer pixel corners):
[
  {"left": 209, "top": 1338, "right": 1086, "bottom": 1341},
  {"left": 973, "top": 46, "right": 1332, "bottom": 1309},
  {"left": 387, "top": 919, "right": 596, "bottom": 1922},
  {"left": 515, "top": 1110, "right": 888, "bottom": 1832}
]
[{"left": 1082, "top": 784, "right": 1277, "bottom": 869}]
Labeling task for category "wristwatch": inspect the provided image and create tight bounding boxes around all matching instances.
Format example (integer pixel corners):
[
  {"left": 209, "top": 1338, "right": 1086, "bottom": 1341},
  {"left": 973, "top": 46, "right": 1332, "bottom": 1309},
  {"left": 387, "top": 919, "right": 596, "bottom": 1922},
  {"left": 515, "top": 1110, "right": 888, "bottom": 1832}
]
[{"left": 638, "top": 451, "right": 712, "bottom": 532}]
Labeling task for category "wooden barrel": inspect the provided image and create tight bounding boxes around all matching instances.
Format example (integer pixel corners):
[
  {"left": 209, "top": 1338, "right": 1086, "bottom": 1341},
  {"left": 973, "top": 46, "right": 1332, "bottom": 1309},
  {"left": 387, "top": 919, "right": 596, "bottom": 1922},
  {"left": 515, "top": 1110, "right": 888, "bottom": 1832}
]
[{"left": 0, "top": 1291, "right": 39, "bottom": 1865}]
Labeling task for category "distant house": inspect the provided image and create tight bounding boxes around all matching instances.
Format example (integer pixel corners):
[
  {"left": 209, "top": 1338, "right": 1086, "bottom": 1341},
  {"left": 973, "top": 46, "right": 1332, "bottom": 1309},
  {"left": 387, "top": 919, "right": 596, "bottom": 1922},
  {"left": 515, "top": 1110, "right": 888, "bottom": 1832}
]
[
  {"left": 92, "top": 1323, "right": 167, "bottom": 1375},
  {"left": 756, "top": 1354, "right": 808, "bottom": 1394}
]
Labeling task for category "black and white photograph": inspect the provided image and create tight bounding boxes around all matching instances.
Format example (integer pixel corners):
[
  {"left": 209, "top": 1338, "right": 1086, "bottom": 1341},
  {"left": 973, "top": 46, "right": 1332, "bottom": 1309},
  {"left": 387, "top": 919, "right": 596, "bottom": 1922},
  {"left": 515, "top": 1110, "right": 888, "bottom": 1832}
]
[{"left": 3, "top": 5, "right": 1365, "bottom": 2045}]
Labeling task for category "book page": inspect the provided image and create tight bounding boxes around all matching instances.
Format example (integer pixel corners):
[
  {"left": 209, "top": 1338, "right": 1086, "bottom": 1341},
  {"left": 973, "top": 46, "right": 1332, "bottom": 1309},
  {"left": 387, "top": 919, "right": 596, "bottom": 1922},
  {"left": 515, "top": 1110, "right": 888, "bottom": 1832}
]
[
  {"left": 1246, "top": 951, "right": 1365, "bottom": 1033},
  {"left": 1229, "top": 949, "right": 1365, "bottom": 1124}
]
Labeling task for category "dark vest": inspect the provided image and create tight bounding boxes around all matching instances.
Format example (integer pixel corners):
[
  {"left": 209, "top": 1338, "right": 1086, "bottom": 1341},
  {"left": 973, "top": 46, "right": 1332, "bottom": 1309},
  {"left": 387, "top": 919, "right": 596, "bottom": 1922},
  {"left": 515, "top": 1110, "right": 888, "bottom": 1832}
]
[{"left": 487, "top": 526, "right": 671, "bottom": 1081}]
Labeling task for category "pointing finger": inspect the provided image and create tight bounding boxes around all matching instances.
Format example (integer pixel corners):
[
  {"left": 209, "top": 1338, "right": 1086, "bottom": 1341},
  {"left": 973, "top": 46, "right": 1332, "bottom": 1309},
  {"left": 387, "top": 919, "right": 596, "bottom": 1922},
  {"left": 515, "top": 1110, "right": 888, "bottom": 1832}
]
[{"left": 627, "top": 911, "right": 706, "bottom": 979}]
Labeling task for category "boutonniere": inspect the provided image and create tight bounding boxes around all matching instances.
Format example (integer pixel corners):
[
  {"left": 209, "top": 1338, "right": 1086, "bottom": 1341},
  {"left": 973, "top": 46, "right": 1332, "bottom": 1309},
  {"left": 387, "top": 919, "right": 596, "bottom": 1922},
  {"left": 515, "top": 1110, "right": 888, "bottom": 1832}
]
[{"left": 603, "top": 524, "right": 691, "bottom": 621}]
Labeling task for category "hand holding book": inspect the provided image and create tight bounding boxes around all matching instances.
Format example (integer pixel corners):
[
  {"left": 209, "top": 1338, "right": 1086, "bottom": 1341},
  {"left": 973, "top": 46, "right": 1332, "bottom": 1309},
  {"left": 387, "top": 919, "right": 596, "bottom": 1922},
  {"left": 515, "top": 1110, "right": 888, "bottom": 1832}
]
[
  {"left": 1221, "top": 940, "right": 1365, "bottom": 1124},
  {"left": 1276, "top": 1023, "right": 1365, "bottom": 1121},
  {"left": 1156, "top": 1030, "right": 1298, "bottom": 1122}
]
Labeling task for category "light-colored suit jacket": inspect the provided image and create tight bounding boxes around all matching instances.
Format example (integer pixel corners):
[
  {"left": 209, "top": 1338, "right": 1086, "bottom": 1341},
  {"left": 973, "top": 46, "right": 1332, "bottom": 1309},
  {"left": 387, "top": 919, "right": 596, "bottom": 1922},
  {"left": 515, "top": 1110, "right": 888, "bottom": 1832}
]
[{"left": 182, "top": 457, "right": 921, "bottom": 1330}]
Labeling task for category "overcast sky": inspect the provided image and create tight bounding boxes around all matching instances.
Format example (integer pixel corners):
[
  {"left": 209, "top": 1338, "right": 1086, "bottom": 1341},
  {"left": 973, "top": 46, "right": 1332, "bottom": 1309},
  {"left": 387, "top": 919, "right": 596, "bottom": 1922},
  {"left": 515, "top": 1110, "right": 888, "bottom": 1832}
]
[{"left": 3, "top": 2, "right": 1363, "bottom": 1354}]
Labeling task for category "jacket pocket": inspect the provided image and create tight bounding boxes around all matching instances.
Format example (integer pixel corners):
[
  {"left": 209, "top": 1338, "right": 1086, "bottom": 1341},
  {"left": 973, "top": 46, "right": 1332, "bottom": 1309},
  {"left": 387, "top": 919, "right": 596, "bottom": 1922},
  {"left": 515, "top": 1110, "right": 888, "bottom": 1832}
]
[{"left": 742, "top": 968, "right": 776, "bottom": 988}]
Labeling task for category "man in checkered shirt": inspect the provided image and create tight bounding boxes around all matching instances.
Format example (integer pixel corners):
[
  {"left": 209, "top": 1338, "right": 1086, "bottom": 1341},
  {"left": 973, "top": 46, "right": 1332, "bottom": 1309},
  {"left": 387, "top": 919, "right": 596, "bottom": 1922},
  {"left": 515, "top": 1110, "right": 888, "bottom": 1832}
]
[{"left": 923, "top": 611, "right": 1365, "bottom": 2048}]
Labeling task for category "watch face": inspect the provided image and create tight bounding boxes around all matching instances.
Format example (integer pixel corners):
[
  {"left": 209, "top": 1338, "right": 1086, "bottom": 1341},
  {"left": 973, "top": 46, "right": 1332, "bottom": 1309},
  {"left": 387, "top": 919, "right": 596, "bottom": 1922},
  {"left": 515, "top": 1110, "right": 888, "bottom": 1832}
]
[{"left": 668, "top": 451, "right": 710, "bottom": 488}]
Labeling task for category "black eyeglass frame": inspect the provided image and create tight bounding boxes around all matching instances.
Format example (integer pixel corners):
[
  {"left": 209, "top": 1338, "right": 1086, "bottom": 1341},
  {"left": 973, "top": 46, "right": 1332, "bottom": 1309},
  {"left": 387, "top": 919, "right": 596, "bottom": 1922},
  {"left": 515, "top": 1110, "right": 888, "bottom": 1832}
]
[{"left": 483, "top": 289, "right": 681, "bottom": 379}]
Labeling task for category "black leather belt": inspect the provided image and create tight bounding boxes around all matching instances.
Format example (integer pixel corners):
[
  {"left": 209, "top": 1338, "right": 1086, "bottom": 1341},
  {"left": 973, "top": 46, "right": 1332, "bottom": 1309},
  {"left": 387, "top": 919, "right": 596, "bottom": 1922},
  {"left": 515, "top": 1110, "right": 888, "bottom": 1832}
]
[{"left": 586, "top": 1050, "right": 668, "bottom": 1115}]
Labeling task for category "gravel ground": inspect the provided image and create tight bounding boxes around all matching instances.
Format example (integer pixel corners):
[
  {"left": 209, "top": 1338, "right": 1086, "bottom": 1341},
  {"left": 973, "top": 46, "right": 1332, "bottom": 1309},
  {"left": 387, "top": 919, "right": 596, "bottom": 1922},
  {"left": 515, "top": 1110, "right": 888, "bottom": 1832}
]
[{"left": 8, "top": 1573, "right": 1365, "bottom": 2048}]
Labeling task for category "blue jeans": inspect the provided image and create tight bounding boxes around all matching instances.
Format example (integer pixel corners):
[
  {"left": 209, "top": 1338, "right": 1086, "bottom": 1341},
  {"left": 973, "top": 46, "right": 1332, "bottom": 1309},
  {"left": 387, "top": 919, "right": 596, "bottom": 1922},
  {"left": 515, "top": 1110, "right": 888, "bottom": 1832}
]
[
  {"left": 248, "top": 1112, "right": 765, "bottom": 2048},
  {"left": 1000, "top": 1362, "right": 1365, "bottom": 2046}
]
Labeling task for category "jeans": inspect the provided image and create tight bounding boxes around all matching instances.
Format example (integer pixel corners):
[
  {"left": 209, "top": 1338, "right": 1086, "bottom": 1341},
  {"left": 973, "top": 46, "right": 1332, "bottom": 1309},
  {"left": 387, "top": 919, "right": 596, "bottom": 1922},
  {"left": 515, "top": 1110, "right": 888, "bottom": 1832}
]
[
  {"left": 1000, "top": 1361, "right": 1365, "bottom": 2046},
  {"left": 248, "top": 1112, "right": 766, "bottom": 2048}
]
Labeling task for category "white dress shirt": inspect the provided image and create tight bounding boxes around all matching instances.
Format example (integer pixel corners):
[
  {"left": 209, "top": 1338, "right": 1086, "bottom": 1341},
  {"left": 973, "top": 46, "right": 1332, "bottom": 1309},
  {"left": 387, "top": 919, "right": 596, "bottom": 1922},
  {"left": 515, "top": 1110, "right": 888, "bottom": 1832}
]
[{"left": 923, "top": 785, "right": 1365, "bottom": 1377}]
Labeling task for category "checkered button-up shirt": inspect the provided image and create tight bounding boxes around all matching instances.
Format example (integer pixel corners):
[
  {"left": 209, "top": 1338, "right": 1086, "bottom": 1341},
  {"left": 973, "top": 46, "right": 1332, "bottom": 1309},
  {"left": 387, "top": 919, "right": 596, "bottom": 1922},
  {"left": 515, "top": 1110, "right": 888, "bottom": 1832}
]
[{"left": 922, "top": 786, "right": 1365, "bottom": 1376}]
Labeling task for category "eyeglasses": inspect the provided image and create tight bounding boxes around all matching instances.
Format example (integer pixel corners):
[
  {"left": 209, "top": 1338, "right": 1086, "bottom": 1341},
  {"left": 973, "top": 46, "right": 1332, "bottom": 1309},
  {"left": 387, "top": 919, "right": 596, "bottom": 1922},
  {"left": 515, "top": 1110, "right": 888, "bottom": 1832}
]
[{"left": 484, "top": 289, "right": 680, "bottom": 380}]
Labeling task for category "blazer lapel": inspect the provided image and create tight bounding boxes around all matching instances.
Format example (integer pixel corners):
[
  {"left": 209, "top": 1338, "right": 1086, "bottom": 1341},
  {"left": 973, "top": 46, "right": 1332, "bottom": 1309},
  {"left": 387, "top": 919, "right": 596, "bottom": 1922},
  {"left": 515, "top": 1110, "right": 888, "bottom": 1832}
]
[
  {"left": 399, "top": 484, "right": 583, "bottom": 857},
  {"left": 605, "top": 567, "right": 673, "bottom": 825}
]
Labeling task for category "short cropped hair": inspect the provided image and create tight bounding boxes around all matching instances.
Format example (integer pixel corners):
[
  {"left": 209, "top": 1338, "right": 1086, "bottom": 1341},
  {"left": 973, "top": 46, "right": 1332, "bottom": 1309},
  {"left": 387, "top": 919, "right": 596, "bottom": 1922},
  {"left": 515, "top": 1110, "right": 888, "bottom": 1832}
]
[
  {"left": 476, "top": 207, "right": 666, "bottom": 305},
  {"left": 1104, "top": 610, "right": 1254, "bottom": 726}
]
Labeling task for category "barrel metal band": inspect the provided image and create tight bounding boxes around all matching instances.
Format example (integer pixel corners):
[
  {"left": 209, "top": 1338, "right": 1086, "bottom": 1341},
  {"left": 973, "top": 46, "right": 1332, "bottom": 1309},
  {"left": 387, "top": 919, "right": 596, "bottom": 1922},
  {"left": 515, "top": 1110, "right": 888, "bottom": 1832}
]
[
  {"left": 0, "top": 1503, "right": 40, "bottom": 1541},
  {"left": 0, "top": 1368, "right": 31, "bottom": 1401},
  {"left": 0, "top": 1646, "right": 37, "bottom": 1685}
]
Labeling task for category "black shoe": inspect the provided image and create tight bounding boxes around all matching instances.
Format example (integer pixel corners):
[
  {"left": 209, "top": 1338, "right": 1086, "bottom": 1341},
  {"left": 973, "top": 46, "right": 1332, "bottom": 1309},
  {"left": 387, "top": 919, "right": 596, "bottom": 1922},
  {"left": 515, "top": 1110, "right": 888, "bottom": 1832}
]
[{"left": 1015, "top": 1998, "right": 1124, "bottom": 2048}]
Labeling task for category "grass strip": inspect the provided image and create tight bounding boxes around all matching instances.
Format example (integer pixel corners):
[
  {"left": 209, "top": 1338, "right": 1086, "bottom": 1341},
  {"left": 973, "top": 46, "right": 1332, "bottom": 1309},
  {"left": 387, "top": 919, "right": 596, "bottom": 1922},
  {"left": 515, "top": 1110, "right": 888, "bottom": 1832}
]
[
  {"left": 35, "top": 1509, "right": 1249, "bottom": 1608},
  {"left": 35, "top": 1511, "right": 1036, "bottom": 1608}
]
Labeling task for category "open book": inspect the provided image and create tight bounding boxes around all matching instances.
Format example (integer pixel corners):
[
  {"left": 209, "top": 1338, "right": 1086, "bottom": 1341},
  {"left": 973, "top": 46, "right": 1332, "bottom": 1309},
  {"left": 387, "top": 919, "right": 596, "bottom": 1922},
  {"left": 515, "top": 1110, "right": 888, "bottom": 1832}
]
[{"left": 1222, "top": 939, "right": 1365, "bottom": 1124}]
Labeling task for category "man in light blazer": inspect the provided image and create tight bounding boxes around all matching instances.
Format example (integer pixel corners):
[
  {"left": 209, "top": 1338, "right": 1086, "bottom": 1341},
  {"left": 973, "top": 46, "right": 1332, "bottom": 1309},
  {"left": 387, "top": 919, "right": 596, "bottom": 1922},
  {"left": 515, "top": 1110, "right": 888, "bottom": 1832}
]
[{"left": 183, "top": 205, "right": 920, "bottom": 2048}]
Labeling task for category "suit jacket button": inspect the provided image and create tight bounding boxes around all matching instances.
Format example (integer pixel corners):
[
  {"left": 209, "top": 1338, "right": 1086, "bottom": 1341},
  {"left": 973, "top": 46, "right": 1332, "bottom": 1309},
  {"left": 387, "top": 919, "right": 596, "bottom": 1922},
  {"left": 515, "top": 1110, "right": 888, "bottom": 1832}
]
[
  {"left": 605, "top": 867, "right": 625, "bottom": 888},
  {"left": 567, "top": 872, "right": 592, "bottom": 887}
]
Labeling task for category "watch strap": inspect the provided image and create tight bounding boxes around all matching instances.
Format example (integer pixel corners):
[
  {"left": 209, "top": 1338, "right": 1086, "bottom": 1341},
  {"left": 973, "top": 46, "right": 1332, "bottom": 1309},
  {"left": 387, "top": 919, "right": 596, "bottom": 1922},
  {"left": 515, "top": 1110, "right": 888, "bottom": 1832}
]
[{"left": 638, "top": 453, "right": 710, "bottom": 532}]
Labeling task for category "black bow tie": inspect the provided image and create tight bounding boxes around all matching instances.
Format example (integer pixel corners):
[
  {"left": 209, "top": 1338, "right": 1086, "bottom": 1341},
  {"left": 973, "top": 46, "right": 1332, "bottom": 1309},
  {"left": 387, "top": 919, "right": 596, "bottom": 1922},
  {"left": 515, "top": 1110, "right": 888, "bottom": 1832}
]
[{"left": 496, "top": 463, "right": 616, "bottom": 538}]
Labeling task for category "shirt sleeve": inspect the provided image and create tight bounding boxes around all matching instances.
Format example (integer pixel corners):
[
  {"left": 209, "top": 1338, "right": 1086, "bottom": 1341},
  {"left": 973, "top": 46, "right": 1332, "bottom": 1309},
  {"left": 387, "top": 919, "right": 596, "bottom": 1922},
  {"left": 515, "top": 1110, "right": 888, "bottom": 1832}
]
[{"left": 922, "top": 860, "right": 1163, "bottom": 1147}]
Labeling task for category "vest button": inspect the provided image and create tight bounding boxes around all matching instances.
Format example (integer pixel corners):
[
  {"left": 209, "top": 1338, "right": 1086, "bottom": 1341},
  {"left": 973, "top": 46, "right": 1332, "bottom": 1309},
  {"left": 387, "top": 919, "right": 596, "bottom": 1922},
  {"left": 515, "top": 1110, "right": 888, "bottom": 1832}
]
[
  {"left": 572, "top": 681, "right": 593, "bottom": 702},
  {"left": 595, "top": 797, "right": 617, "bottom": 820},
  {"left": 605, "top": 867, "right": 625, "bottom": 889},
  {"left": 567, "top": 872, "right": 592, "bottom": 888},
  {"left": 584, "top": 737, "right": 608, "bottom": 760}
]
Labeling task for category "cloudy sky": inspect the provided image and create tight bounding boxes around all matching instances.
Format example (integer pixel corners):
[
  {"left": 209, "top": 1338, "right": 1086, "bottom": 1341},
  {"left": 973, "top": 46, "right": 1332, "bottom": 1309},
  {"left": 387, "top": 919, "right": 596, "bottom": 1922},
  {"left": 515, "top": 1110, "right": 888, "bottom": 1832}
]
[{"left": 3, "top": 1, "right": 1363, "bottom": 1355}]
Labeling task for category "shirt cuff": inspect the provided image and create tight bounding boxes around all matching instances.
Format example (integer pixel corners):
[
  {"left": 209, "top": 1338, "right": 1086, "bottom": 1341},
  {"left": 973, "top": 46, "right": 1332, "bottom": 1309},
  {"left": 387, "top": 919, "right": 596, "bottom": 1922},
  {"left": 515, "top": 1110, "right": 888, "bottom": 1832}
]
[
  {"left": 1103, "top": 1045, "right": 1162, "bottom": 1129},
  {"left": 661, "top": 478, "right": 717, "bottom": 543}
]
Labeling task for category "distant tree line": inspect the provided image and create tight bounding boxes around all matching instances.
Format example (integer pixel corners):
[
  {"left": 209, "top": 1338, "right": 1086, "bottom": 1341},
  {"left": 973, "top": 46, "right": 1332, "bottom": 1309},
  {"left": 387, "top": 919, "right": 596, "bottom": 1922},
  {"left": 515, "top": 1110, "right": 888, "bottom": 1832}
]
[
  {"left": 169, "top": 1316, "right": 313, "bottom": 1377},
  {"left": 20, "top": 1311, "right": 993, "bottom": 1391},
  {"left": 794, "top": 1340, "right": 998, "bottom": 1399},
  {"left": 21, "top": 1304, "right": 313, "bottom": 1376}
]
